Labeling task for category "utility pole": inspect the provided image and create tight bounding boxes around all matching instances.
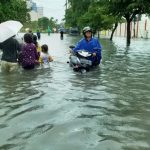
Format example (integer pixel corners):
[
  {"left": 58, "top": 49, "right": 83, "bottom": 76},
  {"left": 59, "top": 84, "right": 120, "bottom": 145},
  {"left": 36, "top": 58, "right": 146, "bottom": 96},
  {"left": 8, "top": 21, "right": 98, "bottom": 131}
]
[{"left": 66, "top": 0, "right": 68, "bottom": 10}]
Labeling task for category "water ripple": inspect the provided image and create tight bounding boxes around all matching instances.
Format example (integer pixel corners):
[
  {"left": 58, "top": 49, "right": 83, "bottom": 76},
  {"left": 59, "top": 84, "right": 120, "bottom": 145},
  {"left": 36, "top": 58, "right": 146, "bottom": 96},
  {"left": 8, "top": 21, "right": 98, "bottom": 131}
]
[{"left": 0, "top": 34, "right": 150, "bottom": 150}]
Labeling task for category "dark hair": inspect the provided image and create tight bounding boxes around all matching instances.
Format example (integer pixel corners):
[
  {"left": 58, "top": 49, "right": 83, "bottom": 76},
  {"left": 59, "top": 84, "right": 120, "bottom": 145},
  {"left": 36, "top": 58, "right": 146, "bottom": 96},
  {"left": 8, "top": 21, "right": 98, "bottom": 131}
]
[
  {"left": 24, "top": 33, "right": 33, "bottom": 43},
  {"left": 32, "top": 35, "right": 38, "bottom": 47},
  {"left": 41, "top": 44, "right": 48, "bottom": 53},
  {"left": 29, "top": 29, "right": 32, "bottom": 33}
]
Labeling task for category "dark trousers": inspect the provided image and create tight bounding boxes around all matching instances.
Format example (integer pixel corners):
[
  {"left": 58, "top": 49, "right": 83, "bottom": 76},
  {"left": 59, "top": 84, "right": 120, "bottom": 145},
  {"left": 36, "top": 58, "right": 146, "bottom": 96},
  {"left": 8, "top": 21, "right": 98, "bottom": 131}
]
[{"left": 23, "top": 64, "right": 35, "bottom": 70}]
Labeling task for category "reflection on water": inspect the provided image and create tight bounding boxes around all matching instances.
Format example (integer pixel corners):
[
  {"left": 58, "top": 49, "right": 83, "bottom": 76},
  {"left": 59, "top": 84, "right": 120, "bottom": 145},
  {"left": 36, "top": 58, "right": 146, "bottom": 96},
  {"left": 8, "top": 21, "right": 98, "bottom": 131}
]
[{"left": 0, "top": 34, "right": 150, "bottom": 150}]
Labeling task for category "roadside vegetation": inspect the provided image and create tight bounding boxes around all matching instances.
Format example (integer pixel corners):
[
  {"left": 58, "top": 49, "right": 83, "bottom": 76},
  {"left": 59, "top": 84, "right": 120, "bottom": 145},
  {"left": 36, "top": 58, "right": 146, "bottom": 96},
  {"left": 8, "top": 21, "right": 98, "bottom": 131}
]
[
  {"left": 1, "top": 0, "right": 150, "bottom": 45},
  {"left": 65, "top": 0, "right": 150, "bottom": 46},
  {"left": 0, "top": 0, "right": 59, "bottom": 33}
]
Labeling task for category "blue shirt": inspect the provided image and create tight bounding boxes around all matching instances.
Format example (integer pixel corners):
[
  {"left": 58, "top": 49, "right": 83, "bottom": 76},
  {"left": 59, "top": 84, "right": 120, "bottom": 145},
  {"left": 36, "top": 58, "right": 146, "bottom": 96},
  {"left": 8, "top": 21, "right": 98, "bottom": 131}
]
[{"left": 73, "top": 37, "right": 102, "bottom": 64}]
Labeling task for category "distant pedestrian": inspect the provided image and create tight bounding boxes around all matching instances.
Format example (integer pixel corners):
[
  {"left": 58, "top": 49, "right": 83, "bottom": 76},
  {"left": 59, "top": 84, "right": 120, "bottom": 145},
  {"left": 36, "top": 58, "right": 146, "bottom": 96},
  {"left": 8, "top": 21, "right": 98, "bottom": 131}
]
[
  {"left": 60, "top": 30, "right": 64, "bottom": 40},
  {"left": 47, "top": 26, "right": 51, "bottom": 36},
  {"left": 48, "top": 29, "right": 51, "bottom": 36},
  {"left": 36, "top": 29, "right": 41, "bottom": 40}
]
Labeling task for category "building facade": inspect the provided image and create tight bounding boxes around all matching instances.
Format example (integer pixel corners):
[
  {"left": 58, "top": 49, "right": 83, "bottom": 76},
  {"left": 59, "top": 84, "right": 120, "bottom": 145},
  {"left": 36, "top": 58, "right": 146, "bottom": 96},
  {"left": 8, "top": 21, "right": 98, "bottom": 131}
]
[{"left": 26, "top": 0, "right": 43, "bottom": 21}]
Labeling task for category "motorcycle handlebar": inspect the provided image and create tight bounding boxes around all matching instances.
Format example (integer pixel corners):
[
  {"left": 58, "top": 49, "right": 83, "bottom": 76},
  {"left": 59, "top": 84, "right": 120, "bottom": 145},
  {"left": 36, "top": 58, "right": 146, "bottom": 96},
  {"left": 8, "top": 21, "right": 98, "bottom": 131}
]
[{"left": 69, "top": 45, "right": 75, "bottom": 49}]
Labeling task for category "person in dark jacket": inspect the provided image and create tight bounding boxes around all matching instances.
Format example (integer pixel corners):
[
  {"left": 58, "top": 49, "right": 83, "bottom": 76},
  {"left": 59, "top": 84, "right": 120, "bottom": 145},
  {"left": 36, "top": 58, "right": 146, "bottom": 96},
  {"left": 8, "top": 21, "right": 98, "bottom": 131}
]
[
  {"left": 0, "top": 36, "right": 21, "bottom": 72},
  {"left": 73, "top": 26, "right": 102, "bottom": 66},
  {"left": 60, "top": 30, "right": 64, "bottom": 40},
  {"left": 36, "top": 30, "right": 41, "bottom": 40}
]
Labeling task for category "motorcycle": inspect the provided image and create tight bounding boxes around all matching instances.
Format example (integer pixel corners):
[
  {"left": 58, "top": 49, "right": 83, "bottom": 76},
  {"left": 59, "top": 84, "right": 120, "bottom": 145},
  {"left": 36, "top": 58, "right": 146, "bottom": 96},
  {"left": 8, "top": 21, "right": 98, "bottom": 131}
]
[{"left": 68, "top": 45, "right": 93, "bottom": 73}]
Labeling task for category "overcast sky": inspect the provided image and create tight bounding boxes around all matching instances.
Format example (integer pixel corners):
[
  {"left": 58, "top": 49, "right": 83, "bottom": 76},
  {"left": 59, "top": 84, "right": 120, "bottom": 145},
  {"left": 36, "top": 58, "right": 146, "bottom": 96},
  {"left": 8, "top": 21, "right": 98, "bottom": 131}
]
[{"left": 33, "top": 0, "right": 66, "bottom": 23}]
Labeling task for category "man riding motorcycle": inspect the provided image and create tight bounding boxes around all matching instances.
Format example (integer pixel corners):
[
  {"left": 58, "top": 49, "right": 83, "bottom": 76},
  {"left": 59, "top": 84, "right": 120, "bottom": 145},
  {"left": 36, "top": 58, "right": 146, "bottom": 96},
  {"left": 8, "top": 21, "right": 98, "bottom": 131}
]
[{"left": 73, "top": 26, "right": 102, "bottom": 66}]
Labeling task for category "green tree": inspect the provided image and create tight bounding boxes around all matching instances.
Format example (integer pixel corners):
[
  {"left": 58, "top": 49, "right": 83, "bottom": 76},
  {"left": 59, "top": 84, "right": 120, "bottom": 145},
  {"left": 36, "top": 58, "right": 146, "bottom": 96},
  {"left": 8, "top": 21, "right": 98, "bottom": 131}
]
[
  {"left": 23, "top": 21, "right": 38, "bottom": 32},
  {"left": 65, "top": 0, "right": 115, "bottom": 39},
  {"left": 49, "top": 17, "right": 58, "bottom": 30},
  {"left": 65, "top": 0, "right": 150, "bottom": 45},
  {"left": 0, "top": 0, "right": 29, "bottom": 23},
  {"left": 78, "top": 2, "right": 114, "bottom": 38},
  {"left": 37, "top": 17, "right": 58, "bottom": 32},
  {"left": 65, "top": 0, "right": 92, "bottom": 28},
  {"left": 38, "top": 17, "right": 49, "bottom": 31},
  {"left": 106, "top": 0, "right": 150, "bottom": 46}
]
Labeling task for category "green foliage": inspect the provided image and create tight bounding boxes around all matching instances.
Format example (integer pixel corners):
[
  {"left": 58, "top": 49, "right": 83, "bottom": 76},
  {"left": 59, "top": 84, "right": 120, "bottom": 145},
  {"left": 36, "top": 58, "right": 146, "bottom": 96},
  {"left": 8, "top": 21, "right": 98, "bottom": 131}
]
[
  {"left": 78, "top": 2, "right": 114, "bottom": 32},
  {"left": 65, "top": 0, "right": 92, "bottom": 27},
  {"left": 49, "top": 17, "right": 58, "bottom": 30},
  {"left": 38, "top": 17, "right": 50, "bottom": 30},
  {"left": 37, "top": 17, "right": 58, "bottom": 32},
  {"left": 22, "top": 21, "right": 38, "bottom": 32},
  {"left": 65, "top": 0, "right": 116, "bottom": 32},
  {"left": 0, "top": 0, "right": 29, "bottom": 23},
  {"left": 65, "top": 0, "right": 150, "bottom": 45},
  {"left": 22, "top": 17, "right": 59, "bottom": 32},
  {"left": 107, "top": 0, "right": 150, "bottom": 20},
  {"left": 65, "top": 8, "right": 77, "bottom": 27}
]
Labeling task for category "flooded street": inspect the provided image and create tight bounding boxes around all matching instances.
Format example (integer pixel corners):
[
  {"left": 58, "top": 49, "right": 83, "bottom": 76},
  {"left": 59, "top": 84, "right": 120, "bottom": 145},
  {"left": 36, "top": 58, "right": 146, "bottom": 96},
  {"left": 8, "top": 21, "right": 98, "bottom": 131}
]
[{"left": 0, "top": 33, "right": 150, "bottom": 150}]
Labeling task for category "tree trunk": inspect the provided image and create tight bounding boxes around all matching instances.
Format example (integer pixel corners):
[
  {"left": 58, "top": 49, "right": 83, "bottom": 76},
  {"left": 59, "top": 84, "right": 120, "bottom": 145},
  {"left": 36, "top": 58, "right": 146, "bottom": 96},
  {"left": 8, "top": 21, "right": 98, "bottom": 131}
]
[
  {"left": 125, "top": 11, "right": 140, "bottom": 46},
  {"left": 110, "top": 22, "right": 118, "bottom": 41},
  {"left": 126, "top": 20, "right": 131, "bottom": 46}
]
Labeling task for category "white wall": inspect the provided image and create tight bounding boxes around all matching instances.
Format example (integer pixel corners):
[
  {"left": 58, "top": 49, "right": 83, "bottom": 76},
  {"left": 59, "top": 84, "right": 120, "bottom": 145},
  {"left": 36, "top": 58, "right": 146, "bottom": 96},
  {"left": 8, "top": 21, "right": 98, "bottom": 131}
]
[{"left": 102, "top": 15, "right": 150, "bottom": 39}]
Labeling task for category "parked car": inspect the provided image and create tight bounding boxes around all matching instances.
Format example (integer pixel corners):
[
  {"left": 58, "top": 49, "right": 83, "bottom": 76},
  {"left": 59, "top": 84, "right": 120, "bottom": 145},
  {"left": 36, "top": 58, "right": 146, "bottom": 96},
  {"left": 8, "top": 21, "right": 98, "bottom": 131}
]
[{"left": 69, "top": 27, "right": 80, "bottom": 36}]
